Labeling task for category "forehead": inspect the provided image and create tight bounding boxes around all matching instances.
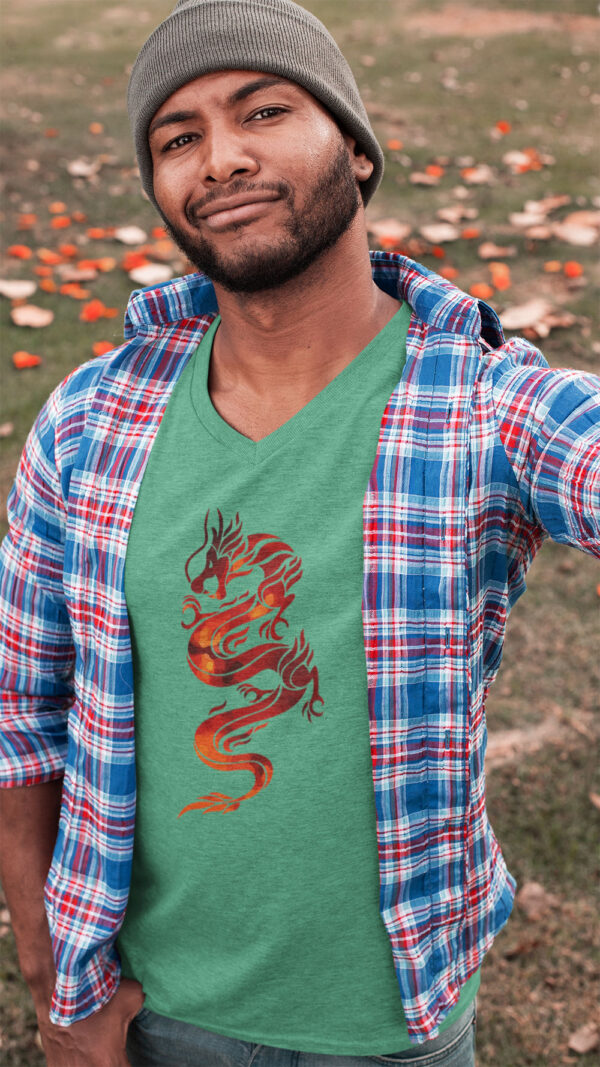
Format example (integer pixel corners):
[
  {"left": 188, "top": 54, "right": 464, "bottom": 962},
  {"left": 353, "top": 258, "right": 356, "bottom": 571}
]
[{"left": 152, "top": 69, "right": 321, "bottom": 121}]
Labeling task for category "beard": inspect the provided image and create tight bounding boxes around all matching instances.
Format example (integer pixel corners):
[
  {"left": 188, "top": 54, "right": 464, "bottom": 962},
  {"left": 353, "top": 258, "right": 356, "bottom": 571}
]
[{"left": 160, "top": 137, "right": 362, "bottom": 294}]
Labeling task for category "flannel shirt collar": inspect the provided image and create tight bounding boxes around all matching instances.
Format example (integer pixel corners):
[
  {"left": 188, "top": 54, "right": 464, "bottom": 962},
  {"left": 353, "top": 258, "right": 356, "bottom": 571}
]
[{"left": 124, "top": 251, "right": 504, "bottom": 348}]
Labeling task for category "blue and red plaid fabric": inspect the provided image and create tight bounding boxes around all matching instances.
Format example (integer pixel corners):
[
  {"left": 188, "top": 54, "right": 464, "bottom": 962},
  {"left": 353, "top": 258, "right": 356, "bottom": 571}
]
[{"left": 1, "top": 253, "right": 598, "bottom": 1043}]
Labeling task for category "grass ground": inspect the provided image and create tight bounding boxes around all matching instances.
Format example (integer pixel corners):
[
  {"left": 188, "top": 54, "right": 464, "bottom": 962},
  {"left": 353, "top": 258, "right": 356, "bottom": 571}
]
[{"left": 0, "top": 2, "right": 599, "bottom": 1064}]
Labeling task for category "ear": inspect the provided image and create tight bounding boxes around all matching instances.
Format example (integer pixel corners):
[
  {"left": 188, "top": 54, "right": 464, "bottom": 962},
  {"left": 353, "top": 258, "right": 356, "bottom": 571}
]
[{"left": 342, "top": 133, "right": 374, "bottom": 184}]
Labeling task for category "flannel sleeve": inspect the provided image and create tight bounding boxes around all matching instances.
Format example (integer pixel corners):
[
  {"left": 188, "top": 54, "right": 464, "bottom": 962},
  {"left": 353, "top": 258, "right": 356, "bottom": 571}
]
[
  {"left": 490, "top": 341, "right": 600, "bottom": 556},
  {"left": 0, "top": 387, "right": 75, "bottom": 786}
]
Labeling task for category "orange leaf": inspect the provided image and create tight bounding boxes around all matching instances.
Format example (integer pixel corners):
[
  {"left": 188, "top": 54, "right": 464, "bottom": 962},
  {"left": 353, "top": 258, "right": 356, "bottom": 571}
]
[
  {"left": 79, "top": 299, "right": 106, "bottom": 323},
  {"left": 495, "top": 120, "right": 512, "bottom": 135},
  {"left": 470, "top": 282, "right": 494, "bottom": 300},
  {"left": 18, "top": 213, "right": 37, "bottom": 230},
  {"left": 439, "top": 266, "right": 459, "bottom": 281},
  {"left": 8, "top": 244, "right": 33, "bottom": 259},
  {"left": 49, "top": 201, "right": 68, "bottom": 214},
  {"left": 460, "top": 227, "right": 481, "bottom": 240},
  {"left": 387, "top": 139, "right": 403, "bottom": 151},
  {"left": 431, "top": 245, "right": 446, "bottom": 259},
  {"left": 88, "top": 122, "right": 104, "bottom": 135},
  {"left": 51, "top": 216, "right": 71, "bottom": 229},
  {"left": 37, "top": 248, "right": 64, "bottom": 265},
  {"left": 378, "top": 235, "right": 402, "bottom": 251},
  {"left": 95, "top": 257, "right": 117, "bottom": 272},
  {"left": 92, "top": 341, "right": 114, "bottom": 357},
  {"left": 59, "top": 283, "right": 91, "bottom": 300},
  {"left": 86, "top": 227, "right": 109, "bottom": 240},
  {"left": 151, "top": 226, "right": 168, "bottom": 240},
  {"left": 72, "top": 211, "right": 87, "bottom": 223},
  {"left": 33, "top": 265, "right": 54, "bottom": 277},
  {"left": 426, "top": 164, "right": 445, "bottom": 178},
  {"left": 543, "top": 260, "right": 562, "bottom": 273},
  {"left": 58, "top": 243, "right": 78, "bottom": 258},
  {"left": 39, "top": 279, "right": 57, "bottom": 293},
  {"left": 121, "top": 252, "right": 151, "bottom": 271},
  {"left": 489, "top": 262, "right": 512, "bottom": 291},
  {"left": 12, "top": 350, "right": 42, "bottom": 369},
  {"left": 79, "top": 299, "right": 118, "bottom": 322},
  {"left": 44, "top": 128, "right": 59, "bottom": 138},
  {"left": 564, "top": 260, "right": 583, "bottom": 278}
]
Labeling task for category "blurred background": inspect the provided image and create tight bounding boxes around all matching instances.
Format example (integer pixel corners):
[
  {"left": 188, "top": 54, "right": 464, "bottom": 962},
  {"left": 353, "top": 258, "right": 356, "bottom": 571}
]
[{"left": 0, "top": 1, "right": 598, "bottom": 1063}]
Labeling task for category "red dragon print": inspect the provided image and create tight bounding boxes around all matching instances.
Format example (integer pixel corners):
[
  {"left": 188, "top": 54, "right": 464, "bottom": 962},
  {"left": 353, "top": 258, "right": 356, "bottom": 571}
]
[{"left": 179, "top": 511, "right": 323, "bottom": 815}]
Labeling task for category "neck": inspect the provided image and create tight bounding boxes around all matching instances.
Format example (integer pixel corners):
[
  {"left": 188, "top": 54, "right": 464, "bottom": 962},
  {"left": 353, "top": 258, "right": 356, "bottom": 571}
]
[{"left": 209, "top": 218, "right": 400, "bottom": 400}]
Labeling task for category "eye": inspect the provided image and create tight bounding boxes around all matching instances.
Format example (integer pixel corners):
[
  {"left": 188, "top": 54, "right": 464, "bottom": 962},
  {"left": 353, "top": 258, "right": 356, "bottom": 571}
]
[
  {"left": 162, "top": 132, "right": 198, "bottom": 152},
  {"left": 250, "top": 107, "right": 287, "bottom": 121}
]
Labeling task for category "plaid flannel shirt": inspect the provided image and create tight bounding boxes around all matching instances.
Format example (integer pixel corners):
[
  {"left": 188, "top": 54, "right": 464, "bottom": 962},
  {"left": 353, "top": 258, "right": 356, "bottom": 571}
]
[{"left": 1, "top": 253, "right": 599, "bottom": 1044}]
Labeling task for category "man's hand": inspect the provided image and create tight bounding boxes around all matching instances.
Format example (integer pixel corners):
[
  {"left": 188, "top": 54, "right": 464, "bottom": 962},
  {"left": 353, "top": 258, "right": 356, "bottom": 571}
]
[{"left": 35, "top": 978, "right": 145, "bottom": 1067}]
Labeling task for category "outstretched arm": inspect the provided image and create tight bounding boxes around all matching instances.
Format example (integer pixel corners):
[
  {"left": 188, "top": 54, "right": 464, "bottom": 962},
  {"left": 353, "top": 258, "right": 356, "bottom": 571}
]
[{"left": 490, "top": 346, "right": 600, "bottom": 555}]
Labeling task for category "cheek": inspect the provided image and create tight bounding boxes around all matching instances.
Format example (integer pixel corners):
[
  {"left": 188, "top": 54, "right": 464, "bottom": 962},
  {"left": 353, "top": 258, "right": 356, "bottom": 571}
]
[{"left": 152, "top": 156, "right": 194, "bottom": 216}]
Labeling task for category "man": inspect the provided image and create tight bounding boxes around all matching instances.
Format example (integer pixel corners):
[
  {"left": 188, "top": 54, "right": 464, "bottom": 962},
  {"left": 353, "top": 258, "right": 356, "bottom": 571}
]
[{"left": 0, "top": 0, "right": 598, "bottom": 1064}]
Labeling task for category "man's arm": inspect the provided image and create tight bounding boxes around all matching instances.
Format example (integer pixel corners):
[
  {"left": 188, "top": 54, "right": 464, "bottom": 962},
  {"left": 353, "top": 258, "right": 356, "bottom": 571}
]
[
  {"left": 0, "top": 394, "right": 143, "bottom": 1064},
  {"left": 490, "top": 346, "right": 600, "bottom": 554},
  {"left": 0, "top": 780, "right": 62, "bottom": 1009}
]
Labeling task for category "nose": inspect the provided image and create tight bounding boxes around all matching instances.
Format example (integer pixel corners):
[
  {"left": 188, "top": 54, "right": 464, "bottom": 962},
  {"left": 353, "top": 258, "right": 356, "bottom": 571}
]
[{"left": 200, "top": 126, "right": 259, "bottom": 185}]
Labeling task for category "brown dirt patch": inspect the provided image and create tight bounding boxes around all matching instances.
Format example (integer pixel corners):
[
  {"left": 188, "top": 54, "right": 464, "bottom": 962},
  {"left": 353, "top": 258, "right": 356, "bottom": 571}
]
[{"left": 403, "top": 4, "right": 600, "bottom": 40}]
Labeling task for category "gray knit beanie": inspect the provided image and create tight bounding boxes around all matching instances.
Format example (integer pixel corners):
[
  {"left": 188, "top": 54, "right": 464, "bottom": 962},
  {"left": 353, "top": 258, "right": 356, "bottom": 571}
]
[{"left": 127, "top": 0, "right": 383, "bottom": 207}]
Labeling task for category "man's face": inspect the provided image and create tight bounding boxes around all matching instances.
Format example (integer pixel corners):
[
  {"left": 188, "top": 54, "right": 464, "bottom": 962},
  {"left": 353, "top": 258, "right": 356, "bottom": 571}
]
[{"left": 148, "top": 70, "right": 372, "bottom": 293}]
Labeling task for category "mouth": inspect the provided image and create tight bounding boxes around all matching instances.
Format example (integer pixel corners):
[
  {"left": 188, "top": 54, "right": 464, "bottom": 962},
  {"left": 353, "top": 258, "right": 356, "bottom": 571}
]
[{"left": 192, "top": 192, "right": 282, "bottom": 232}]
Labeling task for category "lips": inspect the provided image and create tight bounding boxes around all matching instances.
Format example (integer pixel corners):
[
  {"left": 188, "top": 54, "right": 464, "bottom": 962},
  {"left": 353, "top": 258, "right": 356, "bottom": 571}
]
[{"left": 194, "top": 191, "right": 281, "bottom": 221}]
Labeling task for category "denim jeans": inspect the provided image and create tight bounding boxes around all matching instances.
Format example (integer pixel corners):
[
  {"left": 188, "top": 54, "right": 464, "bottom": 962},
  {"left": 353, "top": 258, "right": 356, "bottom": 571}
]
[{"left": 126, "top": 998, "right": 477, "bottom": 1066}]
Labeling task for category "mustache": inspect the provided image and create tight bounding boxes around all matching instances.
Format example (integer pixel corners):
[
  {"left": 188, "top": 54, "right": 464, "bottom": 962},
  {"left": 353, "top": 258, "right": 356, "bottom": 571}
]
[{"left": 186, "top": 179, "right": 292, "bottom": 225}]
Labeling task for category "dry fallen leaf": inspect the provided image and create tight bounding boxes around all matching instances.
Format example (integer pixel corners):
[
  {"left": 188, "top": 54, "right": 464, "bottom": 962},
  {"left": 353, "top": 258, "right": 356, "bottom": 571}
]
[
  {"left": 509, "top": 210, "right": 546, "bottom": 229},
  {"left": 409, "top": 171, "right": 440, "bottom": 186},
  {"left": 500, "top": 299, "right": 552, "bottom": 331},
  {"left": 552, "top": 221, "right": 598, "bottom": 247},
  {"left": 0, "top": 280, "right": 37, "bottom": 300},
  {"left": 17, "top": 212, "right": 37, "bottom": 229},
  {"left": 10, "top": 304, "right": 54, "bottom": 328},
  {"left": 523, "top": 194, "right": 571, "bottom": 216},
  {"left": 568, "top": 1023, "right": 599, "bottom": 1055},
  {"left": 0, "top": 422, "right": 15, "bottom": 438},
  {"left": 470, "top": 282, "right": 494, "bottom": 300},
  {"left": 503, "top": 147, "right": 555, "bottom": 173},
  {"left": 478, "top": 242, "right": 517, "bottom": 259},
  {"left": 420, "top": 223, "right": 459, "bottom": 243},
  {"left": 7, "top": 245, "right": 33, "bottom": 260},
  {"left": 114, "top": 225, "right": 148, "bottom": 245},
  {"left": 516, "top": 881, "right": 559, "bottom": 921},
  {"left": 57, "top": 264, "right": 98, "bottom": 282},
  {"left": 66, "top": 158, "right": 102, "bottom": 178},
  {"left": 79, "top": 299, "right": 119, "bottom": 323},
  {"left": 436, "top": 204, "right": 479, "bottom": 224},
  {"left": 589, "top": 792, "right": 600, "bottom": 812},
  {"left": 12, "top": 350, "right": 42, "bottom": 368},
  {"left": 367, "top": 218, "right": 412, "bottom": 249},
  {"left": 460, "top": 163, "right": 495, "bottom": 185},
  {"left": 503, "top": 936, "right": 542, "bottom": 960},
  {"left": 92, "top": 341, "right": 114, "bottom": 357},
  {"left": 128, "top": 263, "right": 174, "bottom": 286},
  {"left": 489, "top": 262, "right": 512, "bottom": 291}
]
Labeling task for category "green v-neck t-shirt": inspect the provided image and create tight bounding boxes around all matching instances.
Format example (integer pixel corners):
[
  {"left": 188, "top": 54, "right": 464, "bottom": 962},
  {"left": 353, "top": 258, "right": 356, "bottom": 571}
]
[{"left": 117, "top": 304, "right": 480, "bottom": 1055}]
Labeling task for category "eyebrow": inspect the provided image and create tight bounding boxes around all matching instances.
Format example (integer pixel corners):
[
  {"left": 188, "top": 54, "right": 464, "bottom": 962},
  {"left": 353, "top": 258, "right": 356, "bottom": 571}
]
[{"left": 148, "top": 77, "right": 292, "bottom": 139}]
